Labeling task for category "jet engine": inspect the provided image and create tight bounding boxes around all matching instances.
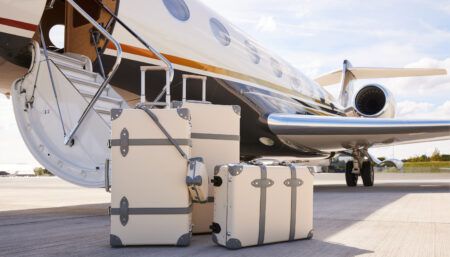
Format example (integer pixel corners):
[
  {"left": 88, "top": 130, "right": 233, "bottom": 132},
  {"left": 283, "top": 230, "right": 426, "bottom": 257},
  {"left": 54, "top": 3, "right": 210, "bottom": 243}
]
[{"left": 353, "top": 84, "right": 396, "bottom": 118}]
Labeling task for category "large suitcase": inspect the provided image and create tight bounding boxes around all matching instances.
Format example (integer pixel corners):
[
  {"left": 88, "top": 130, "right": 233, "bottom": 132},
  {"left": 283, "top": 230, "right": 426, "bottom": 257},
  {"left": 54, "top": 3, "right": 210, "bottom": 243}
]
[
  {"left": 212, "top": 163, "right": 314, "bottom": 249},
  {"left": 173, "top": 101, "right": 241, "bottom": 234},
  {"left": 109, "top": 107, "right": 193, "bottom": 247}
]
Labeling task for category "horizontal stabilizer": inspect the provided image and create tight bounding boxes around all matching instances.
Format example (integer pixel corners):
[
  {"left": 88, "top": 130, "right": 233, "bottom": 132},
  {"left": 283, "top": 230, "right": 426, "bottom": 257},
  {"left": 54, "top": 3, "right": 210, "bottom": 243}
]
[{"left": 315, "top": 67, "right": 447, "bottom": 86}]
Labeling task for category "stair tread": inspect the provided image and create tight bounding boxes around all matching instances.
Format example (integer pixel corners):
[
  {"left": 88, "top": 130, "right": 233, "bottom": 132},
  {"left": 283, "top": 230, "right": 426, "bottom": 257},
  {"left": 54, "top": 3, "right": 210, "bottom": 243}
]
[
  {"left": 79, "top": 90, "right": 123, "bottom": 105},
  {"left": 54, "top": 62, "right": 98, "bottom": 79},
  {"left": 42, "top": 50, "right": 87, "bottom": 67}
]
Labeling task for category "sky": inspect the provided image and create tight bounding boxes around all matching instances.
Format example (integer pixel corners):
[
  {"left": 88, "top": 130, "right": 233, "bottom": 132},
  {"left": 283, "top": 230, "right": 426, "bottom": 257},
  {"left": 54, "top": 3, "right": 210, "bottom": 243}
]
[
  {"left": 201, "top": 0, "right": 450, "bottom": 159},
  {"left": 0, "top": 0, "right": 449, "bottom": 170}
]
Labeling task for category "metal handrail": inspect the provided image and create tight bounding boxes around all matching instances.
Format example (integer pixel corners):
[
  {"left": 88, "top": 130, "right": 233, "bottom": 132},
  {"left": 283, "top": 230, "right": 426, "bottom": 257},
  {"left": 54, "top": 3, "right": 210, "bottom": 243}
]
[
  {"left": 94, "top": 0, "right": 174, "bottom": 83},
  {"left": 64, "top": 0, "right": 122, "bottom": 146},
  {"left": 39, "top": 25, "right": 66, "bottom": 136}
]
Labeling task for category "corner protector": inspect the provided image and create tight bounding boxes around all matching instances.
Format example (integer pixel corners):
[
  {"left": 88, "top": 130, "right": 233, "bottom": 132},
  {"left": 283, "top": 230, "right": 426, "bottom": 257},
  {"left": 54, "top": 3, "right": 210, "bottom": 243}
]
[
  {"left": 214, "top": 165, "right": 222, "bottom": 175},
  {"left": 226, "top": 238, "right": 242, "bottom": 250},
  {"left": 111, "top": 109, "right": 123, "bottom": 121},
  {"left": 307, "top": 229, "right": 314, "bottom": 240},
  {"left": 211, "top": 233, "right": 218, "bottom": 244},
  {"left": 228, "top": 165, "right": 243, "bottom": 176},
  {"left": 110, "top": 234, "right": 123, "bottom": 247},
  {"left": 232, "top": 105, "right": 241, "bottom": 116},
  {"left": 172, "top": 101, "right": 183, "bottom": 109},
  {"left": 307, "top": 167, "right": 315, "bottom": 176},
  {"left": 177, "top": 108, "right": 190, "bottom": 120},
  {"left": 176, "top": 232, "right": 192, "bottom": 247}
]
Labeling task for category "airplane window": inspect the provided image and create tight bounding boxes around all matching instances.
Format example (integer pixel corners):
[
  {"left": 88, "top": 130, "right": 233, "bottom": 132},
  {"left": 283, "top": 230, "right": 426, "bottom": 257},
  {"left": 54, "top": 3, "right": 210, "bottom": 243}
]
[
  {"left": 162, "top": 0, "right": 190, "bottom": 21},
  {"left": 291, "top": 76, "right": 301, "bottom": 91},
  {"left": 271, "top": 58, "right": 283, "bottom": 78},
  {"left": 210, "top": 18, "right": 231, "bottom": 46},
  {"left": 245, "top": 40, "right": 260, "bottom": 64},
  {"left": 49, "top": 24, "right": 65, "bottom": 49}
]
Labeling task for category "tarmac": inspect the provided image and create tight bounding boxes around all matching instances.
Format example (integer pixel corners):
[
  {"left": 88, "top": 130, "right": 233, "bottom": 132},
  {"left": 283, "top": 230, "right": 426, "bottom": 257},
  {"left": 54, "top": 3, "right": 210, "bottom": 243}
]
[{"left": 1, "top": 172, "right": 450, "bottom": 257}]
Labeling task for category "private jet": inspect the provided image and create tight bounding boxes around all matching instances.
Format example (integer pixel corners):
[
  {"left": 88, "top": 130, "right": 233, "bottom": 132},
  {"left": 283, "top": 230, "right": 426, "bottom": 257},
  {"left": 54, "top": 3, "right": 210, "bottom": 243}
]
[{"left": 0, "top": 0, "right": 449, "bottom": 188}]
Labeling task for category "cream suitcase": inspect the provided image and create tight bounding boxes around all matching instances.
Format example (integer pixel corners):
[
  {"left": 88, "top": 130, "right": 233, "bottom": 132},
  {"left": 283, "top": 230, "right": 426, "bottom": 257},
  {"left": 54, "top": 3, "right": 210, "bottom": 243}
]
[
  {"left": 212, "top": 163, "right": 314, "bottom": 249},
  {"left": 173, "top": 101, "right": 240, "bottom": 234},
  {"left": 109, "top": 107, "right": 193, "bottom": 247}
]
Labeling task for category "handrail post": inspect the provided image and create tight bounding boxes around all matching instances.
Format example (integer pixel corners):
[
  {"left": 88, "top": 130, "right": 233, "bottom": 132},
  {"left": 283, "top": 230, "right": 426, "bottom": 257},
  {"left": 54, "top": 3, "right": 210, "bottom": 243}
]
[{"left": 64, "top": 0, "right": 122, "bottom": 146}]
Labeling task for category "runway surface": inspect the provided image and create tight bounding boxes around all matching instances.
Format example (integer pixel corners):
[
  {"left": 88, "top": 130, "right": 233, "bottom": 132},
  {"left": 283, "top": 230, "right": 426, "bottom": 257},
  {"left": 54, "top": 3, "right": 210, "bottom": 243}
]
[{"left": 1, "top": 172, "right": 450, "bottom": 257}]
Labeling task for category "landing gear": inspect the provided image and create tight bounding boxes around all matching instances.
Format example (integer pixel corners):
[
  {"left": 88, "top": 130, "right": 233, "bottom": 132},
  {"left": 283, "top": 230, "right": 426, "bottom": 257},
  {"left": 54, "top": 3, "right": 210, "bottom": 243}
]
[
  {"left": 345, "top": 161, "right": 358, "bottom": 187},
  {"left": 360, "top": 161, "right": 374, "bottom": 187}
]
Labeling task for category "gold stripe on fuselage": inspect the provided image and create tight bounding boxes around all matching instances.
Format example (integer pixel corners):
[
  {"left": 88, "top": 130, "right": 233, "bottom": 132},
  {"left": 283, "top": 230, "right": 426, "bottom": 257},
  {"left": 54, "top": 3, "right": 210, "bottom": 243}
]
[{"left": 107, "top": 43, "right": 340, "bottom": 116}]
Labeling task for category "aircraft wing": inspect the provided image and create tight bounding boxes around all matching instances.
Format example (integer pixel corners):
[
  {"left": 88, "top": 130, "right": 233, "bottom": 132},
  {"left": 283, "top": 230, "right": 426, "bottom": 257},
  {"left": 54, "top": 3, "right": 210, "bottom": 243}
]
[
  {"left": 315, "top": 67, "right": 447, "bottom": 87},
  {"left": 267, "top": 114, "right": 450, "bottom": 152}
]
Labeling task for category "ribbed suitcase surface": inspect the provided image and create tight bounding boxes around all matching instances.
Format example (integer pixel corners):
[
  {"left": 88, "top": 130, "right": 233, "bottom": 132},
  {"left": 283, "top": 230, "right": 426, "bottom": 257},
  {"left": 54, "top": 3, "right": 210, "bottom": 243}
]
[
  {"left": 212, "top": 164, "right": 314, "bottom": 249},
  {"left": 109, "top": 108, "right": 192, "bottom": 247},
  {"left": 174, "top": 101, "right": 241, "bottom": 234}
]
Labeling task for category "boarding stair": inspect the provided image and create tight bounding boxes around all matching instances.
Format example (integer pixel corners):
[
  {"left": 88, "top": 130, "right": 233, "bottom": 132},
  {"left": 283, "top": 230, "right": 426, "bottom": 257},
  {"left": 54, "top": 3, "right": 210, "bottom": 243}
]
[
  {"left": 40, "top": 49, "right": 128, "bottom": 124},
  {"left": 10, "top": 0, "right": 174, "bottom": 188}
]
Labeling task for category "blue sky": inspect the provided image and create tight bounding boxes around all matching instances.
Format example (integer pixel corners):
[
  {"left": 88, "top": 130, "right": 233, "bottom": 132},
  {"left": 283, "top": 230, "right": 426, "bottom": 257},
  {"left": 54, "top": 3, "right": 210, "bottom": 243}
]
[
  {"left": 202, "top": 0, "right": 450, "bottom": 158},
  {"left": 0, "top": 0, "right": 449, "bottom": 170}
]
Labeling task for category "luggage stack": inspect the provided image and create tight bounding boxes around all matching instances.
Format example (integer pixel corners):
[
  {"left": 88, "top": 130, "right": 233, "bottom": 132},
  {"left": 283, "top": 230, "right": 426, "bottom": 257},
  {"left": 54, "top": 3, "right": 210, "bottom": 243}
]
[{"left": 108, "top": 78, "right": 314, "bottom": 249}]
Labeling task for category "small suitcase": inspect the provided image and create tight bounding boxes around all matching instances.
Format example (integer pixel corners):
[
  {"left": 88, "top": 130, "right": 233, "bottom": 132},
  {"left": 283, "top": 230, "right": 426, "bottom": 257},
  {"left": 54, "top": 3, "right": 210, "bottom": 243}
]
[
  {"left": 212, "top": 163, "right": 314, "bottom": 249},
  {"left": 109, "top": 107, "right": 193, "bottom": 247},
  {"left": 173, "top": 101, "right": 240, "bottom": 234}
]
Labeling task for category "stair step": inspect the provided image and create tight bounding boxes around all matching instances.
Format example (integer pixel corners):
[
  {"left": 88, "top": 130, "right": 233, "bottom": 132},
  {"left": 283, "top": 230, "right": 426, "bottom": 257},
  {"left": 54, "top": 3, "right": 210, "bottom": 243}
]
[
  {"left": 55, "top": 63, "right": 100, "bottom": 83},
  {"left": 68, "top": 76, "right": 111, "bottom": 96},
  {"left": 80, "top": 91, "right": 123, "bottom": 110},
  {"left": 42, "top": 50, "right": 87, "bottom": 70}
]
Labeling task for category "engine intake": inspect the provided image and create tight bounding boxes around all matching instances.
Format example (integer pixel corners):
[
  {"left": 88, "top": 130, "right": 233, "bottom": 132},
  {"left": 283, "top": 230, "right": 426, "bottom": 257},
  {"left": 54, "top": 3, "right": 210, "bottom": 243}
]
[{"left": 353, "top": 84, "right": 395, "bottom": 118}]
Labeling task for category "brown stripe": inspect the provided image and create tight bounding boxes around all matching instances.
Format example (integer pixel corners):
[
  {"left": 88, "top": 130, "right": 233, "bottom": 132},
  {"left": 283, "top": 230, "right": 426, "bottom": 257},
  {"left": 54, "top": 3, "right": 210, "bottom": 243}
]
[
  {"left": 107, "top": 42, "right": 335, "bottom": 114},
  {"left": 0, "top": 17, "right": 37, "bottom": 32}
]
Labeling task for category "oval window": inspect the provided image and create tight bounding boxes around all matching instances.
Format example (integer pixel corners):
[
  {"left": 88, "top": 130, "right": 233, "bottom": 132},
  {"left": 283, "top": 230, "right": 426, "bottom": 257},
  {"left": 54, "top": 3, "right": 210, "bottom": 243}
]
[
  {"left": 210, "top": 18, "right": 231, "bottom": 46},
  {"left": 162, "top": 0, "right": 190, "bottom": 21},
  {"left": 245, "top": 40, "right": 260, "bottom": 64},
  {"left": 49, "top": 24, "right": 65, "bottom": 49},
  {"left": 291, "top": 76, "right": 301, "bottom": 91},
  {"left": 271, "top": 58, "right": 283, "bottom": 78}
]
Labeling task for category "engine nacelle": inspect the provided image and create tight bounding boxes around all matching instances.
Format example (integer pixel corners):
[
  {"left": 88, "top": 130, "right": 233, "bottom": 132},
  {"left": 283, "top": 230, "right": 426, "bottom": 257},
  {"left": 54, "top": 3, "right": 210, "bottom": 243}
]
[{"left": 352, "top": 84, "right": 396, "bottom": 118}]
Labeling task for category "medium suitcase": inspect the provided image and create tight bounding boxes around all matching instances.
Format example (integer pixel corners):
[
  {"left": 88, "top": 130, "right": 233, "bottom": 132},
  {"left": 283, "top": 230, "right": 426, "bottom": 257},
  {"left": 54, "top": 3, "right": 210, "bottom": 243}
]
[
  {"left": 173, "top": 101, "right": 241, "bottom": 234},
  {"left": 109, "top": 107, "right": 193, "bottom": 247},
  {"left": 212, "top": 163, "right": 314, "bottom": 249}
]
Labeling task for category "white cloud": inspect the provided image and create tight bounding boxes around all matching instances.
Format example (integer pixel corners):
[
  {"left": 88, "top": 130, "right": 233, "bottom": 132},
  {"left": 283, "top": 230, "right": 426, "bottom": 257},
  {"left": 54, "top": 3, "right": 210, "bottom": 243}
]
[
  {"left": 256, "top": 16, "right": 278, "bottom": 32},
  {"left": 396, "top": 100, "right": 450, "bottom": 119}
]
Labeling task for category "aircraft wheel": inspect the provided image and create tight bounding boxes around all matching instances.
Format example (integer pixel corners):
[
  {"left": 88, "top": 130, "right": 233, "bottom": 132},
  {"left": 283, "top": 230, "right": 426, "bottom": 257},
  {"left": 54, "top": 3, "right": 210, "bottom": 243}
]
[
  {"left": 361, "top": 161, "right": 374, "bottom": 187},
  {"left": 345, "top": 161, "right": 358, "bottom": 187}
]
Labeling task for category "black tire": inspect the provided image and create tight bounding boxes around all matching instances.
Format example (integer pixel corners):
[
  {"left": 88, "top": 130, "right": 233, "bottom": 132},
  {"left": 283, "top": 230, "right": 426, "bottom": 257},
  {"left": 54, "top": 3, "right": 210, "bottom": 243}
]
[
  {"left": 361, "top": 161, "right": 374, "bottom": 187},
  {"left": 345, "top": 161, "right": 358, "bottom": 187}
]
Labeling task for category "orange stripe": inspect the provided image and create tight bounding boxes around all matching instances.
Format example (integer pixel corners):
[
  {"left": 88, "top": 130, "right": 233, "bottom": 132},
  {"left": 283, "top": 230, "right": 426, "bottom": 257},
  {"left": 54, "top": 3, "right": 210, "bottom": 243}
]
[
  {"left": 107, "top": 42, "right": 332, "bottom": 110},
  {"left": 0, "top": 17, "right": 37, "bottom": 32}
]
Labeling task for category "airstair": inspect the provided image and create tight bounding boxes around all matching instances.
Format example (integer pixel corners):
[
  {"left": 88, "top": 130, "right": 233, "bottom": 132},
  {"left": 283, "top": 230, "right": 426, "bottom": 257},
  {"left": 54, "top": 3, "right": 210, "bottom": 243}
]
[
  {"left": 41, "top": 49, "right": 128, "bottom": 124},
  {"left": 10, "top": 0, "right": 174, "bottom": 187}
]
